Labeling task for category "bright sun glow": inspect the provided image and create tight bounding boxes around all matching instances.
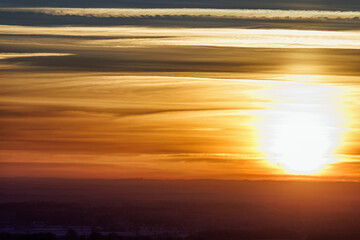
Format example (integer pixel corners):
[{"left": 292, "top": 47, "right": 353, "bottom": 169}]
[
  {"left": 270, "top": 112, "right": 332, "bottom": 174},
  {"left": 259, "top": 79, "right": 345, "bottom": 175}
]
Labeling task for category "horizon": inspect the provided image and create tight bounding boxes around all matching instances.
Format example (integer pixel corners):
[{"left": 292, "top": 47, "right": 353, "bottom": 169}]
[{"left": 2, "top": 176, "right": 360, "bottom": 183}]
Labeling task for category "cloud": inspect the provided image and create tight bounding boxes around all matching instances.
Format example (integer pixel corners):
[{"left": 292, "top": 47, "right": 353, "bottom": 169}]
[
  {"left": 1, "top": 11, "right": 359, "bottom": 30},
  {"left": 0, "top": 101, "right": 261, "bottom": 119},
  {"left": 0, "top": 52, "right": 74, "bottom": 59},
  {"left": 1, "top": 25, "right": 360, "bottom": 50},
  {"left": 0, "top": 0, "right": 359, "bottom": 12},
  {"left": 1, "top": 8, "right": 360, "bottom": 20},
  {"left": 0, "top": 8, "right": 359, "bottom": 180}
]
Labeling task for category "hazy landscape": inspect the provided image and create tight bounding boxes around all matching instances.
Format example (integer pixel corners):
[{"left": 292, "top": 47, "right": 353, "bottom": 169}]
[{"left": 0, "top": 178, "right": 360, "bottom": 239}]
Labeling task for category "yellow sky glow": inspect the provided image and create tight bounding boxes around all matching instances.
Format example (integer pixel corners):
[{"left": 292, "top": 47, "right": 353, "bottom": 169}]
[{"left": 0, "top": 21, "right": 359, "bottom": 181}]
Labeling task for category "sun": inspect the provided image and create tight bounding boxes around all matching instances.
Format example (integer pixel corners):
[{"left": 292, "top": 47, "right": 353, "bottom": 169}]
[
  {"left": 269, "top": 112, "right": 332, "bottom": 174},
  {"left": 258, "top": 80, "right": 345, "bottom": 175}
]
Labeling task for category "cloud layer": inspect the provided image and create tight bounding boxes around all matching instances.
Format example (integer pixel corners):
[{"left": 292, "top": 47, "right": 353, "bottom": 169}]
[
  {"left": 0, "top": 6, "right": 360, "bottom": 180},
  {"left": 1, "top": 25, "right": 360, "bottom": 50},
  {"left": 2, "top": 8, "right": 360, "bottom": 20}
]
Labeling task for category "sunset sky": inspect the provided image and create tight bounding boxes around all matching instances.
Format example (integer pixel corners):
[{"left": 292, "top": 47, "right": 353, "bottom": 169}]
[{"left": 0, "top": 0, "right": 360, "bottom": 181}]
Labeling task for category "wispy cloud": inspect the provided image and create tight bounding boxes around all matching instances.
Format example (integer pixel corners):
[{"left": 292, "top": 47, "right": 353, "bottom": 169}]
[
  {"left": 1, "top": 7, "right": 360, "bottom": 180},
  {"left": 0, "top": 52, "right": 74, "bottom": 59},
  {"left": 1, "top": 8, "right": 360, "bottom": 20},
  {"left": 1, "top": 25, "right": 360, "bottom": 50}
]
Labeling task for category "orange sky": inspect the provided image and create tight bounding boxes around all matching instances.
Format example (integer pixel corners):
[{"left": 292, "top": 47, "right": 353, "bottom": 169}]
[{"left": 0, "top": 15, "right": 360, "bottom": 181}]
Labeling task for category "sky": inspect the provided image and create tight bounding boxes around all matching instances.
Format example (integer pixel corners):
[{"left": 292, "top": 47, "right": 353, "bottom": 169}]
[{"left": 0, "top": 0, "right": 360, "bottom": 181}]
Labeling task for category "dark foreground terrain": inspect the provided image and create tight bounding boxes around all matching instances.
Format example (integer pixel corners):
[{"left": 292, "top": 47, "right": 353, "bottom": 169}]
[{"left": 0, "top": 178, "right": 359, "bottom": 240}]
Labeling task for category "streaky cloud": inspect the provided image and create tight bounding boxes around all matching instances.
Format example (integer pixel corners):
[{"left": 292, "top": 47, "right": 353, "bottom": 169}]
[
  {"left": 1, "top": 25, "right": 360, "bottom": 50},
  {"left": 1, "top": 8, "right": 360, "bottom": 20},
  {"left": 0, "top": 52, "right": 74, "bottom": 59}
]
